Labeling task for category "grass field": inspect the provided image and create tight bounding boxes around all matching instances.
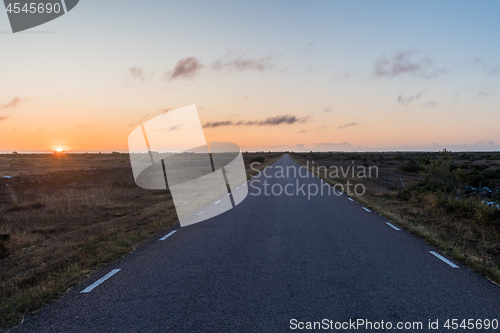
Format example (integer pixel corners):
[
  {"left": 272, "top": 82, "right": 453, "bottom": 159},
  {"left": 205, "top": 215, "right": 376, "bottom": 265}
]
[
  {"left": 291, "top": 151, "right": 500, "bottom": 286},
  {"left": 2, "top": 150, "right": 498, "bottom": 328},
  {"left": 0, "top": 152, "right": 281, "bottom": 329}
]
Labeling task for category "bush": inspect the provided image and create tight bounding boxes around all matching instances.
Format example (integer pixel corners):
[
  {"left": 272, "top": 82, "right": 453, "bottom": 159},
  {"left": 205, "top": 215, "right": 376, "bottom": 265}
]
[
  {"left": 485, "top": 168, "right": 500, "bottom": 179},
  {"left": 457, "top": 170, "right": 487, "bottom": 188},
  {"left": 420, "top": 149, "right": 463, "bottom": 193},
  {"left": 399, "top": 162, "right": 424, "bottom": 173},
  {"left": 474, "top": 203, "right": 496, "bottom": 223},
  {"left": 437, "top": 197, "right": 475, "bottom": 217},
  {"left": 437, "top": 196, "right": 496, "bottom": 223}
]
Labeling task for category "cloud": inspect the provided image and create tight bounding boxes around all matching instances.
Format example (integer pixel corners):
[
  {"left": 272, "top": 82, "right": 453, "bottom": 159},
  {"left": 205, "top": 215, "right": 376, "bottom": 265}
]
[
  {"left": 203, "top": 120, "right": 233, "bottom": 128},
  {"left": 374, "top": 50, "right": 444, "bottom": 78},
  {"left": 248, "top": 140, "right": 500, "bottom": 152},
  {"left": 315, "top": 125, "right": 328, "bottom": 132},
  {"left": 473, "top": 59, "right": 500, "bottom": 75},
  {"left": 397, "top": 91, "right": 425, "bottom": 105},
  {"left": 323, "top": 106, "right": 334, "bottom": 112},
  {"left": 296, "top": 143, "right": 305, "bottom": 148},
  {"left": 129, "top": 66, "right": 145, "bottom": 80},
  {"left": 314, "top": 142, "right": 354, "bottom": 151},
  {"left": 484, "top": 65, "right": 499, "bottom": 75},
  {"left": 0, "top": 97, "right": 33, "bottom": 110},
  {"left": 0, "top": 97, "right": 34, "bottom": 121},
  {"left": 260, "top": 144, "right": 306, "bottom": 151},
  {"left": 0, "top": 97, "right": 21, "bottom": 109},
  {"left": 166, "top": 57, "right": 203, "bottom": 80},
  {"left": 162, "top": 54, "right": 274, "bottom": 81},
  {"left": 397, "top": 91, "right": 442, "bottom": 108},
  {"left": 478, "top": 90, "right": 490, "bottom": 97},
  {"left": 253, "top": 114, "right": 306, "bottom": 126},
  {"left": 379, "top": 140, "right": 499, "bottom": 152},
  {"left": 484, "top": 66, "right": 499, "bottom": 75},
  {"left": 338, "top": 122, "right": 359, "bottom": 129},
  {"left": 212, "top": 55, "right": 273, "bottom": 72},
  {"left": 203, "top": 114, "right": 308, "bottom": 128},
  {"left": 155, "top": 125, "right": 182, "bottom": 132}
]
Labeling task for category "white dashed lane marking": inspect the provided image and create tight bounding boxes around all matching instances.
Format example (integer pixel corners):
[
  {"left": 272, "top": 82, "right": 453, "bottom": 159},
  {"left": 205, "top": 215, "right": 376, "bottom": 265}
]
[
  {"left": 385, "top": 222, "right": 401, "bottom": 231},
  {"left": 159, "top": 230, "right": 177, "bottom": 241},
  {"left": 362, "top": 207, "right": 371, "bottom": 213},
  {"left": 81, "top": 269, "right": 121, "bottom": 293},
  {"left": 429, "top": 251, "right": 459, "bottom": 268}
]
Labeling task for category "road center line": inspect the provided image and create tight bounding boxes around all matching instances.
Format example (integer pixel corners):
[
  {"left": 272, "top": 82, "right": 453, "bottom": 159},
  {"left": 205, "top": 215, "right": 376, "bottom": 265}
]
[
  {"left": 159, "top": 230, "right": 177, "bottom": 241},
  {"left": 362, "top": 207, "right": 371, "bottom": 212},
  {"left": 214, "top": 200, "right": 221, "bottom": 205},
  {"left": 429, "top": 251, "right": 459, "bottom": 268},
  {"left": 348, "top": 198, "right": 354, "bottom": 202},
  {"left": 236, "top": 187, "right": 240, "bottom": 190},
  {"left": 385, "top": 222, "right": 401, "bottom": 231},
  {"left": 80, "top": 269, "right": 121, "bottom": 293},
  {"left": 197, "top": 211, "right": 204, "bottom": 216}
]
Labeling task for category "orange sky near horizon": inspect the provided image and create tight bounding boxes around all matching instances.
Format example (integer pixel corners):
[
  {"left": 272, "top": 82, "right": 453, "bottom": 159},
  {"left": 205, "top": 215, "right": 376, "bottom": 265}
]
[{"left": 1, "top": 98, "right": 496, "bottom": 153}]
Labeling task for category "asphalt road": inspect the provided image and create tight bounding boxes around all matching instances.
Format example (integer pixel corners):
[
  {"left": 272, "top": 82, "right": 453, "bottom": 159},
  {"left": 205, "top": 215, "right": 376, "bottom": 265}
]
[{"left": 11, "top": 154, "right": 500, "bottom": 332}]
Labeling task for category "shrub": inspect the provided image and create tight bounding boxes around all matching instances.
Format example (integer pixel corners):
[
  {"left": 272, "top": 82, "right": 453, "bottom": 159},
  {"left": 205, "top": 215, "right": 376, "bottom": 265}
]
[
  {"left": 437, "top": 196, "right": 475, "bottom": 217},
  {"left": 420, "top": 149, "right": 463, "bottom": 193},
  {"left": 399, "top": 162, "right": 424, "bottom": 173},
  {"left": 485, "top": 168, "right": 500, "bottom": 179},
  {"left": 474, "top": 203, "right": 496, "bottom": 223},
  {"left": 436, "top": 196, "right": 496, "bottom": 223}
]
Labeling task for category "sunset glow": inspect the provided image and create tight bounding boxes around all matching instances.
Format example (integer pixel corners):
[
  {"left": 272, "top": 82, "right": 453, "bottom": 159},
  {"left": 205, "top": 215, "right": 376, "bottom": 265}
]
[{"left": 1, "top": 1, "right": 499, "bottom": 152}]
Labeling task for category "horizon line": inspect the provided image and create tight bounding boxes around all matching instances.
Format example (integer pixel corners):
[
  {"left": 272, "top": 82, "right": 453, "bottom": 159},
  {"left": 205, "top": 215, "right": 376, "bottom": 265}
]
[{"left": 1, "top": 150, "right": 500, "bottom": 154}]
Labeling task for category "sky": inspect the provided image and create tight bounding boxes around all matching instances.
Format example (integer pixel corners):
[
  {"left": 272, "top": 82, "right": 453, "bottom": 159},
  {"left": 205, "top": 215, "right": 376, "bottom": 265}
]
[{"left": 0, "top": 0, "right": 499, "bottom": 152}]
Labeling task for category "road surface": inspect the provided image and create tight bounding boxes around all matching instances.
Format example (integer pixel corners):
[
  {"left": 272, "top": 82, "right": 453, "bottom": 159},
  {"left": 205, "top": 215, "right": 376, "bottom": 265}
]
[{"left": 11, "top": 154, "right": 500, "bottom": 332}]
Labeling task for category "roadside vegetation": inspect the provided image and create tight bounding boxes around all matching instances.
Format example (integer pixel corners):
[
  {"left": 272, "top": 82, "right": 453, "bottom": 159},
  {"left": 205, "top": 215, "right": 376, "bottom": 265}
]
[
  {"left": 0, "top": 152, "right": 281, "bottom": 329},
  {"left": 292, "top": 150, "right": 500, "bottom": 285}
]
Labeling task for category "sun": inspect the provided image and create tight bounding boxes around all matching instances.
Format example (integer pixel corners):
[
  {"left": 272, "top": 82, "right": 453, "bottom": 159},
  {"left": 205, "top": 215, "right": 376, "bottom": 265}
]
[{"left": 56, "top": 147, "right": 63, "bottom": 152}]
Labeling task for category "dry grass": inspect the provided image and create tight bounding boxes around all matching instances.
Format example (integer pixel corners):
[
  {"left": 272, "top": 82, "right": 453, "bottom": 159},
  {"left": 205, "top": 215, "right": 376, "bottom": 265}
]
[
  {"left": 0, "top": 152, "right": 131, "bottom": 177},
  {"left": 0, "top": 152, "right": 281, "bottom": 329},
  {"left": 291, "top": 152, "right": 500, "bottom": 286}
]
